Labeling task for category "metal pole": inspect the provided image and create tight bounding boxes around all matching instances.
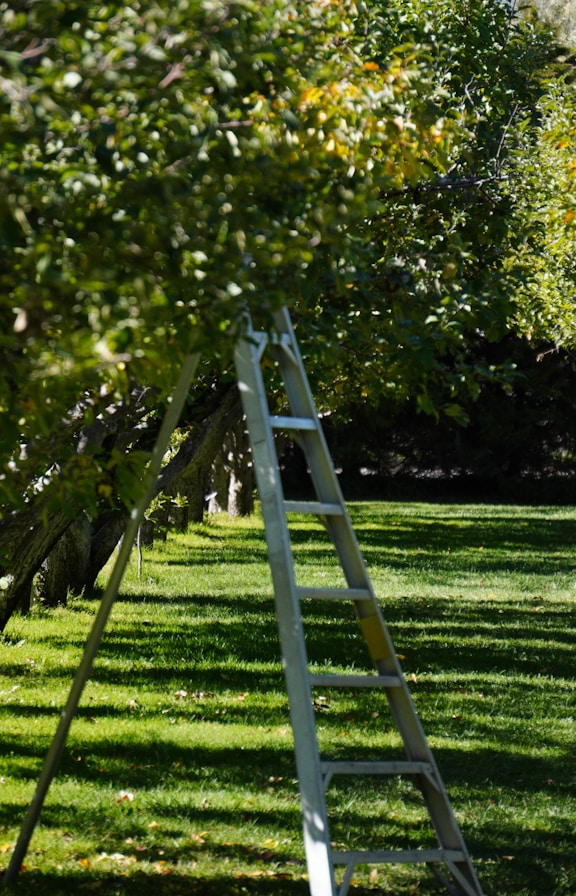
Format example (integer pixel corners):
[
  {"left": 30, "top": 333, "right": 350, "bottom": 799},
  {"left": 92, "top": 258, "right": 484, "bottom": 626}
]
[{"left": 2, "top": 352, "right": 201, "bottom": 888}]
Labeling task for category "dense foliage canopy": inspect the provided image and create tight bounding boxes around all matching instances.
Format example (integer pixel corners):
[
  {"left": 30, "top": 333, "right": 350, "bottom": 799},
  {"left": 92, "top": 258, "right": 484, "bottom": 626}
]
[
  {"left": 299, "top": 0, "right": 576, "bottom": 420},
  {"left": 0, "top": 0, "right": 464, "bottom": 511}
]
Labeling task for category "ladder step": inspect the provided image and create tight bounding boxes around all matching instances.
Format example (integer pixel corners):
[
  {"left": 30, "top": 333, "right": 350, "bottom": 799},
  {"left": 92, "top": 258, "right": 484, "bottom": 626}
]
[
  {"left": 321, "top": 760, "right": 442, "bottom": 795},
  {"left": 270, "top": 415, "right": 317, "bottom": 431},
  {"left": 296, "top": 586, "right": 373, "bottom": 602},
  {"left": 284, "top": 501, "right": 344, "bottom": 515},
  {"left": 310, "top": 673, "right": 403, "bottom": 688},
  {"left": 321, "top": 760, "right": 434, "bottom": 777},
  {"left": 332, "top": 848, "right": 467, "bottom": 866}
]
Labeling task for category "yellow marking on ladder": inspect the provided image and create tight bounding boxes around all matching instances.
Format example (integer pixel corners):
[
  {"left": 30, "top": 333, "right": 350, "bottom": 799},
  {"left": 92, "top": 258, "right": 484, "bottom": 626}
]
[{"left": 359, "top": 615, "right": 390, "bottom": 663}]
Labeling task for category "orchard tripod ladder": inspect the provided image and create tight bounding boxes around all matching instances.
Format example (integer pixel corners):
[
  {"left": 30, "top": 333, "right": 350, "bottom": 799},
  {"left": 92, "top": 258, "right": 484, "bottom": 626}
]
[
  {"left": 3, "top": 309, "right": 484, "bottom": 896},
  {"left": 234, "top": 308, "right": 483, "bottom": 896}
]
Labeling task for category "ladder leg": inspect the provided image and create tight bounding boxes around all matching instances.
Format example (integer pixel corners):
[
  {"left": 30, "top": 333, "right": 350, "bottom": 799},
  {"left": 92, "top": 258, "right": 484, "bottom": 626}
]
[{"left": 235, "top": 328, "right": 337, "bottom": 896}]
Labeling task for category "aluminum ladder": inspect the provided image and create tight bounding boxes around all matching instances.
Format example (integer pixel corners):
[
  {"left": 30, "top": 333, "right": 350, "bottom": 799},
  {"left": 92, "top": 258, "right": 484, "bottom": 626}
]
[{"left": 234, "top": 307, "right": 484, "bottom": 896}]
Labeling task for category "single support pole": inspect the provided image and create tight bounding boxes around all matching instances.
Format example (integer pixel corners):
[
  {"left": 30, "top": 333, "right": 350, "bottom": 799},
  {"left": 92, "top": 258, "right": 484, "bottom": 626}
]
[{"left": 2, "top": 353, "right": 201, "bottom": 889}]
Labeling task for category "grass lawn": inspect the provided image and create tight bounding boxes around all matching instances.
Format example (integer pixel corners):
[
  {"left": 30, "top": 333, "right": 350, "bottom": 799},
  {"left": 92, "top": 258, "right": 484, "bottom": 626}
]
[{"left": 0, "top": 501, "right": 575, "bottom": 896}]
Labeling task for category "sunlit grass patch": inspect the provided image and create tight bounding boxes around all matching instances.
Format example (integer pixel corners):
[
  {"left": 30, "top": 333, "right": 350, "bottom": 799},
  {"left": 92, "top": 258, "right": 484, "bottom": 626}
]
[{"left": 1, "top": 503, "right": 575, "bottom": 895}]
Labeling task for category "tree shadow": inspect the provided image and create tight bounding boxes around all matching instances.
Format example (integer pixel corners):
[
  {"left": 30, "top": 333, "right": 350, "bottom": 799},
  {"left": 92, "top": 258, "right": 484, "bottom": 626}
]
[{"left": 2, "top": 505, "right": 575, "bottom": 895}]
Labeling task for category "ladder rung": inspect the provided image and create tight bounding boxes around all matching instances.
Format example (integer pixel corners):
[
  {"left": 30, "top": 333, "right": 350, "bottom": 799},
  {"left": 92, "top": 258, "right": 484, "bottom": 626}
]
[
  {"left": 296, "top": 586, "right": 373, "bottom": 602},
  {"left": 284, "top": 501, "right": 343, "bottom": 515},
  {"left": 310, "top": 673, "right": 402, "bottom": 688},
  {"left": 270, "top": 415, "right": 317, "bottom": 431},
  {"left": 321, "top": 760, "right": 433, "bottom": 777},
  {"left": 332, "top": 848, "right": 467, "bottom": 866}
]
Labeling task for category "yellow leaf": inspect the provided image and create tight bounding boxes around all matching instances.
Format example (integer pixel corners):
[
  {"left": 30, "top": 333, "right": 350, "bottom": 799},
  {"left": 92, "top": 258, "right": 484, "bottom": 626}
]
[{"left": 300, "top": 86, "right": 323, "bottom": 104}]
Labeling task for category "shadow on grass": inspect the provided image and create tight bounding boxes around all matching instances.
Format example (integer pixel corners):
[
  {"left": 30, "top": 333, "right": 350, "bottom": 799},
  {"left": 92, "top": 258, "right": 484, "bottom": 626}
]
[
  {"left": 2, "top": 506, "right": 575, "bottom": 896},
  {"left": 4, "top": 871, "right": 311, "bottom": 896}
]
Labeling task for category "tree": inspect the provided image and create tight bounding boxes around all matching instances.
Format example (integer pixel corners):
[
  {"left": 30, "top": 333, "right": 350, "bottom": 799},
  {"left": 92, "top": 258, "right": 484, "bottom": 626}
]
[
  {"left": 283, "top": 0, "right": 576, "bottom": 497},
  {"left": 1, "top": 0, "right": 460, "bottom": 629},
  {"left": 292, "top": 0, "right": 561, "bottom": 418}
]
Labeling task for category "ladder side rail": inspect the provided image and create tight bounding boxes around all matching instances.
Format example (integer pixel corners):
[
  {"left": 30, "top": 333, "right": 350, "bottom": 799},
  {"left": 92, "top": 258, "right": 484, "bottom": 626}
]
[
  {"left": 270, "top": 309, "right": 380, "bottom": 593},
  {"left": 234, "top": 328, "right": 337, "bottom": 896},
  {"left": 357, "top": 595, "right": 481, "bottom": 870}
]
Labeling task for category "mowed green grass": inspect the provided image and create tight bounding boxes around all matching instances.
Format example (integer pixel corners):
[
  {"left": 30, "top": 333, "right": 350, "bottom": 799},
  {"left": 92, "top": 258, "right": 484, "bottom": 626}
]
[{"left": 0, "top": 502, "right": 575, "bottom": 896}]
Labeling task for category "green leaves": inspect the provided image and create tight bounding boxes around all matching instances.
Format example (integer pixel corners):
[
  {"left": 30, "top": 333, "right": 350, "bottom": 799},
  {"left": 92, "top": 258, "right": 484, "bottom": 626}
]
[
  {"left": 0, "top": 0, "right": 400, "bottom": 506},
  {"left": 0, "top": 0, "right": 574, "bottom": 521}
]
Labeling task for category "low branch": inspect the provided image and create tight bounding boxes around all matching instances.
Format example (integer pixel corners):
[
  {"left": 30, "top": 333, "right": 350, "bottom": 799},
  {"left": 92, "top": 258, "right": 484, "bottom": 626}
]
[{"left": 381, "top": 172, "right": 509, "bottom": 201}]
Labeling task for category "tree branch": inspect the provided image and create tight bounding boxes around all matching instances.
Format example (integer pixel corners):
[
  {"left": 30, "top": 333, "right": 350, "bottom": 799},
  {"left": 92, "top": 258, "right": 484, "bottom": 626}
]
[{"left": 381, "top": 172, "right": 509, "bottom": 201}]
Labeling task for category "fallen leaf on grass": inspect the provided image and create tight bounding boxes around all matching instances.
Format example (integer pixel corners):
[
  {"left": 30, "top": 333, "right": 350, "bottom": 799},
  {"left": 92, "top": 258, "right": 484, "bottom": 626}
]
[
  {"left": 96, "top": 852, "right": 137, "bottom": 867},
  {"left": 154, "top": 860, "right": 173, "bottom": 875}
]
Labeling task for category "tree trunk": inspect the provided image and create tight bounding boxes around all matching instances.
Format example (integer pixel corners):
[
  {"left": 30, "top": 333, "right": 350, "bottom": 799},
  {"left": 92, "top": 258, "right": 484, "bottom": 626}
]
[
  {"left": 0, "top": 384, "right": 243, "bottom": 631},
  {"left": 225, "top": 419, "right": 254, "bottom": 517},
  {"left": 36, "top": 513, "right": 92, "bottom": 607},
  {"left": 207, "top": 451, "right": 228, "bottom": 514},
  {"left": 83, "top": 512, "right": 128, "bottom": 594},
  {"left": 168, "top": 503, "right": 188, "bottom": 531},
  {"left": 15, "top": 573, "right": 34, "bottom": 616},
  {"left": 169, "top": 386, "right": 244, "bottom": 521},
  {"left": 138, "top": 519, "right": 155, "bottom": 548},
  {"left": 0, "top": 506, "right": 73, "bottom": 631}
]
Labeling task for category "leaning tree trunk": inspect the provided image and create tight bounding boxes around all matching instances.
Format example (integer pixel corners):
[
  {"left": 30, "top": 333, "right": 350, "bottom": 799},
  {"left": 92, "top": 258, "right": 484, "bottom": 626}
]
[
  {"left": 37, "top": 512, "right": 92, "bottom": 607},
  {"left": 0, "top": 387, "right": 153, "bottom": 630},
  {"left": 0, "top": 505, "right": 74, "bottom": 631},
  {"left": 35, "top": 386, "right": 244, "bottom": 607},
  {"left": 0, "top": 384, "right": 244, "bottom": 629}
]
